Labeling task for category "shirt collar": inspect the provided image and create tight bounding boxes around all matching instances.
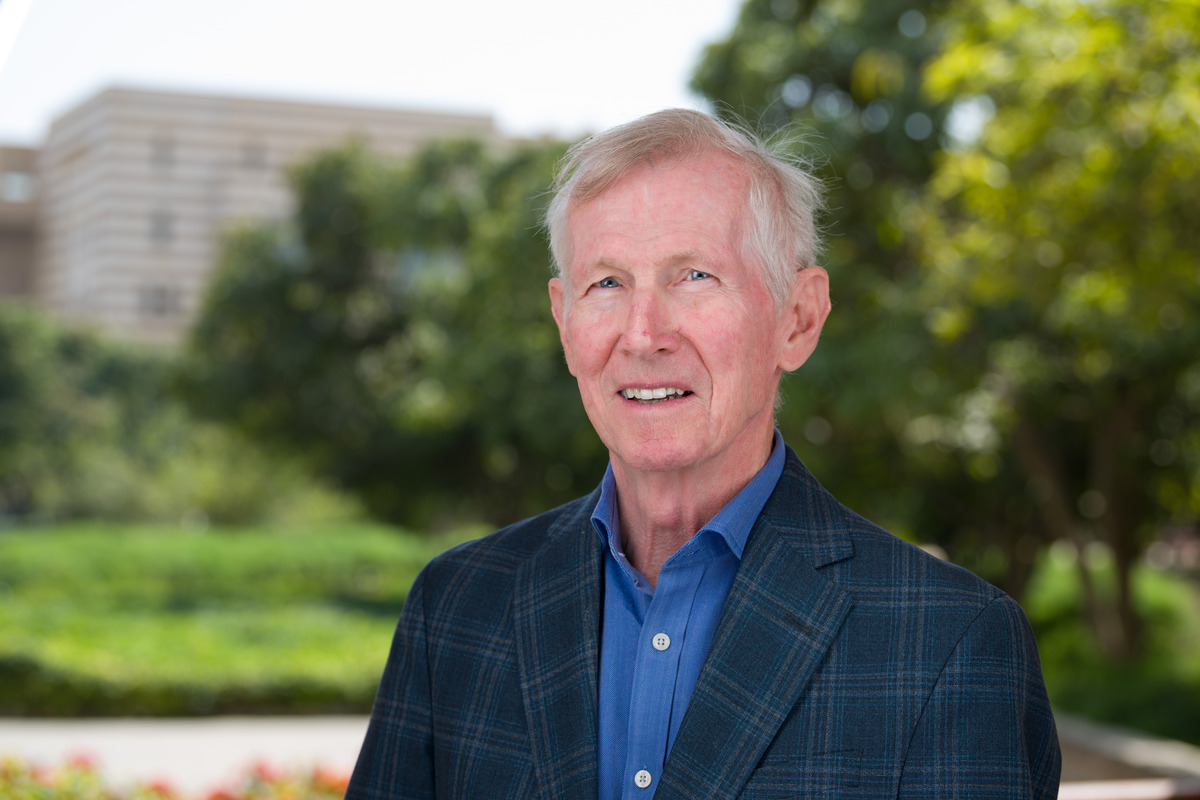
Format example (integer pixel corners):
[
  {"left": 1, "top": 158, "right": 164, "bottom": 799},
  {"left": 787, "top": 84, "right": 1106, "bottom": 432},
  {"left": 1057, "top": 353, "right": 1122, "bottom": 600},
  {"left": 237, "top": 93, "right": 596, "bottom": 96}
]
[{"left": 590, "top": 428, "right": 787, "bottom": 563}]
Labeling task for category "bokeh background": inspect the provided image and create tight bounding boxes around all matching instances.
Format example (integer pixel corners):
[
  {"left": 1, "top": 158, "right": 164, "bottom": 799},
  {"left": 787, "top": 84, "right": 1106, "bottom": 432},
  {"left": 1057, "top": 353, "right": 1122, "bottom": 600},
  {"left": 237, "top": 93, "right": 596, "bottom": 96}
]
[{"left": 1, "top": 0, "right": 1198, "bottom": 794}]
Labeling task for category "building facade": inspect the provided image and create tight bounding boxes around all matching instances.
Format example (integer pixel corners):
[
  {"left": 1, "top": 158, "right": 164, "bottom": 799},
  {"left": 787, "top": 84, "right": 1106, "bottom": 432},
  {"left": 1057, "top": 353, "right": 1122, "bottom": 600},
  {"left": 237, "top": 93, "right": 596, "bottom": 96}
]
[
  {"left": 0, "top": 146, "right": 38, "bottom": 298},
  {"left": 31, "top": 87, "right": 497, "bottom": 344}
]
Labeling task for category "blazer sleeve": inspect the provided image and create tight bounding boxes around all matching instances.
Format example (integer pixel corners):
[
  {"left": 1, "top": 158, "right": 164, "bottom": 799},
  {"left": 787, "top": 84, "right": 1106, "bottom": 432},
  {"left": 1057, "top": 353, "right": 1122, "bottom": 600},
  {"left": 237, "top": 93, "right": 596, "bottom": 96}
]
[
  {"left": 898, "top": 593, "right": 1061, "bottom": 800},
  {"left": 346, "top": 569, "right": 437, "bottom": 800}
]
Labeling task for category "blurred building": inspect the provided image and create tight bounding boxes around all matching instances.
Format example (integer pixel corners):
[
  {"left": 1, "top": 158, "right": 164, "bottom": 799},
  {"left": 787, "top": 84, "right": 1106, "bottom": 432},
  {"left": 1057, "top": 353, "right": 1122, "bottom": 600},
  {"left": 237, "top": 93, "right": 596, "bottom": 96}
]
[
  {"left": 0, "top": 146, "right": 38, "bottom": 297},
  {"left": 18, "top": 86, "right": 497, "bottom": 345}
]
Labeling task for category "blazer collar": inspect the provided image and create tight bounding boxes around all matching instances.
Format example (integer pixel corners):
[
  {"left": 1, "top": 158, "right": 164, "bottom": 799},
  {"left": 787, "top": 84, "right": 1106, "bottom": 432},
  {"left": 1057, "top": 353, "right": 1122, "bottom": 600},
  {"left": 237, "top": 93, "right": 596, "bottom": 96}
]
[
  {"left": 513, "top": 491, "right": 604, "bottom": 800},
  {"left": 754, "top": 445, "right": 858, "bottom": 567},
  {"left": 655, "top": 446, "right": 857, "bottom": 798}
]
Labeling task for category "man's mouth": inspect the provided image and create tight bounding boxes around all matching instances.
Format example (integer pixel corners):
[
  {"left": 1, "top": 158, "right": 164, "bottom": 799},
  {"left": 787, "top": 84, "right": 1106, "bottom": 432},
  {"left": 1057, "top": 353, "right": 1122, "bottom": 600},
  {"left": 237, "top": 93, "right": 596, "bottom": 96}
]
[{"left": 619, "top": 387, "right": 693, "bottom": 404}]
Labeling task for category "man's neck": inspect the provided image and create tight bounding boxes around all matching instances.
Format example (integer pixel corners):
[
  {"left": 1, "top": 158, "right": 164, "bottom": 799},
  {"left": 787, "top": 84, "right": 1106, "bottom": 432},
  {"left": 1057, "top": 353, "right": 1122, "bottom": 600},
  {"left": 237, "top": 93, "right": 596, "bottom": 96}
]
[{"left": 610, "top": 435, "right": 773, "bottom": 588}]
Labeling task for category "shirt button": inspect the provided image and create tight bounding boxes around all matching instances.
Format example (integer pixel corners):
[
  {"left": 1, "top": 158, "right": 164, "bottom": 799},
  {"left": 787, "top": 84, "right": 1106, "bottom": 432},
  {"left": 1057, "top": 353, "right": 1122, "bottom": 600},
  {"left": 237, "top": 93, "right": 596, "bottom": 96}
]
[
  {"left": 652, "top": 632, "right": 670, "bottom": 651},
  {"left": 634, "top": 769, "right": 653, "bottom": 789}
]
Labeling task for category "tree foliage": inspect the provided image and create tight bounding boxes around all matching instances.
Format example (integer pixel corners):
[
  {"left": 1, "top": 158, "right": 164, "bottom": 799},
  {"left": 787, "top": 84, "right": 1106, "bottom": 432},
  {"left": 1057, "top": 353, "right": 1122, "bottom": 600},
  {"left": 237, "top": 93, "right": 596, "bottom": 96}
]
[
  {"left": 0, "top": 303, "right": 340, "bottom": 524},
  {"left": 180, "top": 139, "right": 607, "bottom": 527},
  {"left": 910, "top": 0, "right": 1200, "bottom": 657}
]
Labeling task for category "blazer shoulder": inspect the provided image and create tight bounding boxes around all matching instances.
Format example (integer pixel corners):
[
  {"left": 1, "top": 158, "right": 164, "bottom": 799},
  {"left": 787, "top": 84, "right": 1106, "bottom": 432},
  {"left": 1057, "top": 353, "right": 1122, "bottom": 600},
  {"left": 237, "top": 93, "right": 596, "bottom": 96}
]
[
  {"left": 772, "top": 446, "right": 1005, "bottom": 611},
  {"left": 419, "top": 490, "right": 597, "bottom": 594},
  {"left": 847, "top": 510, "right": 1002, "bottom": 603}
]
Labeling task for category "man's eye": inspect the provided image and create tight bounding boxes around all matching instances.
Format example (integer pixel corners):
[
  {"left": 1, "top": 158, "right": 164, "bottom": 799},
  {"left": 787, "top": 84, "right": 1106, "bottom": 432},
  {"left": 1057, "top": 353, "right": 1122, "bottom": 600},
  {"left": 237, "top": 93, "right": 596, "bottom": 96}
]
[
  {"left": 594, "top": 277, "right": 621, "bottom": 289},
  {"left": 685, "top": 270, "right": 711, "bottom": 281}
]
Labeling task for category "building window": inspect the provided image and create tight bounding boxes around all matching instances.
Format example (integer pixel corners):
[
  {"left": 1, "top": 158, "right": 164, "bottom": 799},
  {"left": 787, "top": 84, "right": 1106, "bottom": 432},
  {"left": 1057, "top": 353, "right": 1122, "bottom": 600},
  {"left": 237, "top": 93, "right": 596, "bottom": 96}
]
[
  {"left": 139, "top": 285, "right": 183, "bottom": 317},
  {"left": 149, "top": 211, "right": 174, "bottom": 244},
  {"left": 1, "top": 171, "right": 35, "bottom": 203}
]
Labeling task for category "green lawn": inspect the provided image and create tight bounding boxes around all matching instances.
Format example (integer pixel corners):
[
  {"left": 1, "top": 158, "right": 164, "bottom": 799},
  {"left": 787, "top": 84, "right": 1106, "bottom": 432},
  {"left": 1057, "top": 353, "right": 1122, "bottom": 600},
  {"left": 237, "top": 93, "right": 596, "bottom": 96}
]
[{"left": 0, "top": 521, "right": 482, "bottom": 715}]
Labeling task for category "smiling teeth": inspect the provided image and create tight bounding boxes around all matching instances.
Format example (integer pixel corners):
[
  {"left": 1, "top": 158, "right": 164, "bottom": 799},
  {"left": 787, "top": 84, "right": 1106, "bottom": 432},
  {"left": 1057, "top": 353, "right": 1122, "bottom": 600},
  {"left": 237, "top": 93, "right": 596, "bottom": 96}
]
[{"left": 621, "top": 387, "right": 685, "bottom": 401}]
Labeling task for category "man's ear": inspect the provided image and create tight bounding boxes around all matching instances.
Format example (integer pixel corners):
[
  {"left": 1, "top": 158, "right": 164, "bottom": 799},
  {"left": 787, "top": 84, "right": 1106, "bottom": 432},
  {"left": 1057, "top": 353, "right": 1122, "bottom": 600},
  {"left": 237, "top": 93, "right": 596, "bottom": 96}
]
[
  {"left": 777, "top": 266, "right": 831, "bottom": 372},
  {"left": 548, "top": 277, "right": 574, "bottom": 369}
]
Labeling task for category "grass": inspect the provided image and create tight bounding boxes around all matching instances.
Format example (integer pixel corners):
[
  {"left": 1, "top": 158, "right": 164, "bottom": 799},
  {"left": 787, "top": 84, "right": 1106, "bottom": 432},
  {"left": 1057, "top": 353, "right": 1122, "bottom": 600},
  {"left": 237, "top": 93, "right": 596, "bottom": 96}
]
[{"left": 0, "top": 521, "right": 482, "bottom": 716}]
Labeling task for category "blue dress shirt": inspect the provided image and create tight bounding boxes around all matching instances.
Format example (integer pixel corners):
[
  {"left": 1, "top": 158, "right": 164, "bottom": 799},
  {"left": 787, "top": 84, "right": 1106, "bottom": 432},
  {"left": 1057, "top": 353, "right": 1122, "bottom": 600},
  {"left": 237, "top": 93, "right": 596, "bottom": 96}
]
[{"left": 591, "top": 430, "right": 787, "bottom": 800}]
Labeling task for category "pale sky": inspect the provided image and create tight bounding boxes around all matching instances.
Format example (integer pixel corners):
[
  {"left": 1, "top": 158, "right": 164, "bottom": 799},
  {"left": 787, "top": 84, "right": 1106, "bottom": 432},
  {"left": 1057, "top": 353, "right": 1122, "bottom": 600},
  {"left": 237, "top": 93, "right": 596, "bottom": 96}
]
[{"left": 0, "top": 0, "right": 745, "bottom": 146}]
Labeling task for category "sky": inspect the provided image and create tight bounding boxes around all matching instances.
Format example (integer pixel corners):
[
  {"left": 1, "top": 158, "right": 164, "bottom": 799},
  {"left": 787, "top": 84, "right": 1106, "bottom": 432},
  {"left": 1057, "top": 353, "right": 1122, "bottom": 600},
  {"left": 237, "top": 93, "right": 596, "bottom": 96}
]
[{"left": 0, "top": 0, "right": 745, "bottom": 147}]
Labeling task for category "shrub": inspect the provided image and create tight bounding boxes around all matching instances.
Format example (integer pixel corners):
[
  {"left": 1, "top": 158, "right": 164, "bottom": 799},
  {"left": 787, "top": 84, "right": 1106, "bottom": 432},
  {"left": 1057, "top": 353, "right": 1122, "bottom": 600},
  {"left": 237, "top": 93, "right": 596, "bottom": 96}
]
[
  {"left": 0, "top": 301, "right": 360, "bottom": 527},
  {"left": 1024, "top": 544, "right": 1200, "bottom": 745},
  {"left": 0, "top": 523, "right": 477, "bottom": 716}
]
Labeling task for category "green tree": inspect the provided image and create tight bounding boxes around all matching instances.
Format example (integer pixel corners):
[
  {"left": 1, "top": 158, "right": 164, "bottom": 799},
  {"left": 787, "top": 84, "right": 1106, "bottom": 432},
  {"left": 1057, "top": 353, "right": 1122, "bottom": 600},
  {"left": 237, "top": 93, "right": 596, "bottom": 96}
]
[
  {"left": 0, "top": 302, "right": 175, "bottom": 519},
  {"left": 180, "top": 139, "right": 607, "bottom": 527},
  {"left": 0, "top": 302, "right": 335, "bottom": 524},
  {"left": 911, "top": 0, "right": 1200, "bottom": 658},
  {"left": 179, "top": 143, "right": 441, "bottom": 522}
]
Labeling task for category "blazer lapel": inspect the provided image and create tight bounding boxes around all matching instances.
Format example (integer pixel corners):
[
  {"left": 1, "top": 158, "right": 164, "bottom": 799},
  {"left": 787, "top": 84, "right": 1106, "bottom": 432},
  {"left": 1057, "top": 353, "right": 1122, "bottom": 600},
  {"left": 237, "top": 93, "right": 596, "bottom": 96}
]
[
  {"left": 513, "top": 503, "right": 604, "bottom": 800},
  {"left": 655, "top": 453, "right": 856, "bottom": 799}
]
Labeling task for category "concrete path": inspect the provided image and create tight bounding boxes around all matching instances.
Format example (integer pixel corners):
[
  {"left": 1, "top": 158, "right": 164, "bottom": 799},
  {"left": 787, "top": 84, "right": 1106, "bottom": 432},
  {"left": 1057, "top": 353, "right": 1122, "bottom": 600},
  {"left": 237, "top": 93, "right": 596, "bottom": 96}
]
[{"left": 0, "top": 716, "right": 369, "bottom": 795}]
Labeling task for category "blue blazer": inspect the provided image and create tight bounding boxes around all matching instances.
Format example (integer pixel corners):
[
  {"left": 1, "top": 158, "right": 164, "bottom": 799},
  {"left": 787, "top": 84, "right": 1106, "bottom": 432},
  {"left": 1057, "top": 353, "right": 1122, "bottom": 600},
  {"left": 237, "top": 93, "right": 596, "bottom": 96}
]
[{"left": 348, "top": 447, "right": 1061, "bottom": 799}]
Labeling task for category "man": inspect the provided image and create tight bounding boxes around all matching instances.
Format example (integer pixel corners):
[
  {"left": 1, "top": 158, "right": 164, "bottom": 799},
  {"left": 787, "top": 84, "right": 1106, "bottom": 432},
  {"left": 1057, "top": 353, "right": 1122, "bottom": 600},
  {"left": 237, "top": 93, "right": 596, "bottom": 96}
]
[{"left": 347, "top": 110, "right": 1061, "bottom": 799}]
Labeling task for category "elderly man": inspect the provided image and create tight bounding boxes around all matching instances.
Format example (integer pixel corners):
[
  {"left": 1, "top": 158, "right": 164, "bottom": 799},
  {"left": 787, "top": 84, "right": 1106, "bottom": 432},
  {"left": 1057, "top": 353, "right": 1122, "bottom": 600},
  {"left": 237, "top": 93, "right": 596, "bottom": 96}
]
[{"left": 347, "top": 110, "right": 1061, "bottom": 799}]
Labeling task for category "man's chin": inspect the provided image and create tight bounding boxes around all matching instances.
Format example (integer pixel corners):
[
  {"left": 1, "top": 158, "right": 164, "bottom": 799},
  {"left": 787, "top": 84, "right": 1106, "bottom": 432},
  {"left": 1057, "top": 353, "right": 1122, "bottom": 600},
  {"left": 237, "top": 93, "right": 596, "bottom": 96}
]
[{"left": 608, "top": 441, "right": 706, "bottom": 476}]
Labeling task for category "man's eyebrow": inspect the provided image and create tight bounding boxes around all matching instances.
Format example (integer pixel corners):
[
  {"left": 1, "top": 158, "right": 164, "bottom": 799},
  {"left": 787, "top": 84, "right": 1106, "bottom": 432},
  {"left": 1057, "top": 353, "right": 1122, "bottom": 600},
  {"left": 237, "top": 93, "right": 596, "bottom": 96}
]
[
  {"left": 573, "top": 257, "right": 625, "bottom": 276},
  {"left": 664, "top": 250, "right": 703, "bottom": 266}
]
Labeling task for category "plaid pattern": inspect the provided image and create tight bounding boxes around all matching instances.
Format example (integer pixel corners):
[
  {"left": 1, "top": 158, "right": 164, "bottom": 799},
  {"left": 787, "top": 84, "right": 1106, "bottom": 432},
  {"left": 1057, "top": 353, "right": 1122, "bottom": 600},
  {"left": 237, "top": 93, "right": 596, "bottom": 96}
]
[{"left": 347, "top": 447, "right": 1061, "bottom": 799}]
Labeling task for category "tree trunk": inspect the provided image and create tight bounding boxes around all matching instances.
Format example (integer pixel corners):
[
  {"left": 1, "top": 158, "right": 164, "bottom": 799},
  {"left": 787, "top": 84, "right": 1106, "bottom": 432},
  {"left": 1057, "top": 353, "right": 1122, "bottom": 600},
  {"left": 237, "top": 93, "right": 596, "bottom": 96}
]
[
  {"left": 1011, "top": 416, "right": 1126, "bottom": 659},
  {"left": 1091, "top": 400, "right": 1144, "bottom": 660}
]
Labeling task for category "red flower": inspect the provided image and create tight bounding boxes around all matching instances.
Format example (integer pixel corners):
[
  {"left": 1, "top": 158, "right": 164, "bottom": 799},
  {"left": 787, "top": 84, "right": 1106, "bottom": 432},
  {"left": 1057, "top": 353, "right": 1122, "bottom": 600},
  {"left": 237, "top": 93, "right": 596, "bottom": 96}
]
[
  {"left": 249, "top": 760, "right": 283, "bottom": 783},
  {"left": 67, "top": 752, "right": 99, "bottom": 771},
  {"left": 147, "top": 777, "right": 178, "bottom": 798},
  {"left": 312, "top": 765, "right": 351, "bottom": 792}
]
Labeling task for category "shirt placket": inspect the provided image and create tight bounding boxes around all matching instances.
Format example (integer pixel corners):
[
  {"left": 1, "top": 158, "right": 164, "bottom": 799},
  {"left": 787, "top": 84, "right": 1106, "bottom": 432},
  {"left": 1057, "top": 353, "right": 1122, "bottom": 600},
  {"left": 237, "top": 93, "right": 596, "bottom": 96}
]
[{"left": 620, "top": 555, "right": 706, "bottom": 798}]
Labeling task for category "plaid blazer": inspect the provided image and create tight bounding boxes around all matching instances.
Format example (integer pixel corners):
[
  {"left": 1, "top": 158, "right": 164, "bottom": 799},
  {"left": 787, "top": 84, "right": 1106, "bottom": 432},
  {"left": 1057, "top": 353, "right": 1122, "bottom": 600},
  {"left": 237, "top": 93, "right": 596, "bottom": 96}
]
[{"left": 348, "top": 447, "right": 1061, "bottom": 799}]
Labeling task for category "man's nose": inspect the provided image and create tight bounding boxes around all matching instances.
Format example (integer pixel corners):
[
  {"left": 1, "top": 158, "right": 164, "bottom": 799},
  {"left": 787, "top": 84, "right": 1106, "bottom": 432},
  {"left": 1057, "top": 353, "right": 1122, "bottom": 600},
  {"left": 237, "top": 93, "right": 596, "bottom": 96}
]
[{"left": 620, "top": 288, "right": 678, "bottom": 356}]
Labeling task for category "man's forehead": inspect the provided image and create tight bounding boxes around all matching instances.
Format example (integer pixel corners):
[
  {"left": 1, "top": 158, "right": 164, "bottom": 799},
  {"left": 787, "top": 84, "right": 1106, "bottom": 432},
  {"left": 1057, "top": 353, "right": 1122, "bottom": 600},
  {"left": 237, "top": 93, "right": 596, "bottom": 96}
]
[{"left": 568, "top": 151, "right": 752, "bottom": 225}]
